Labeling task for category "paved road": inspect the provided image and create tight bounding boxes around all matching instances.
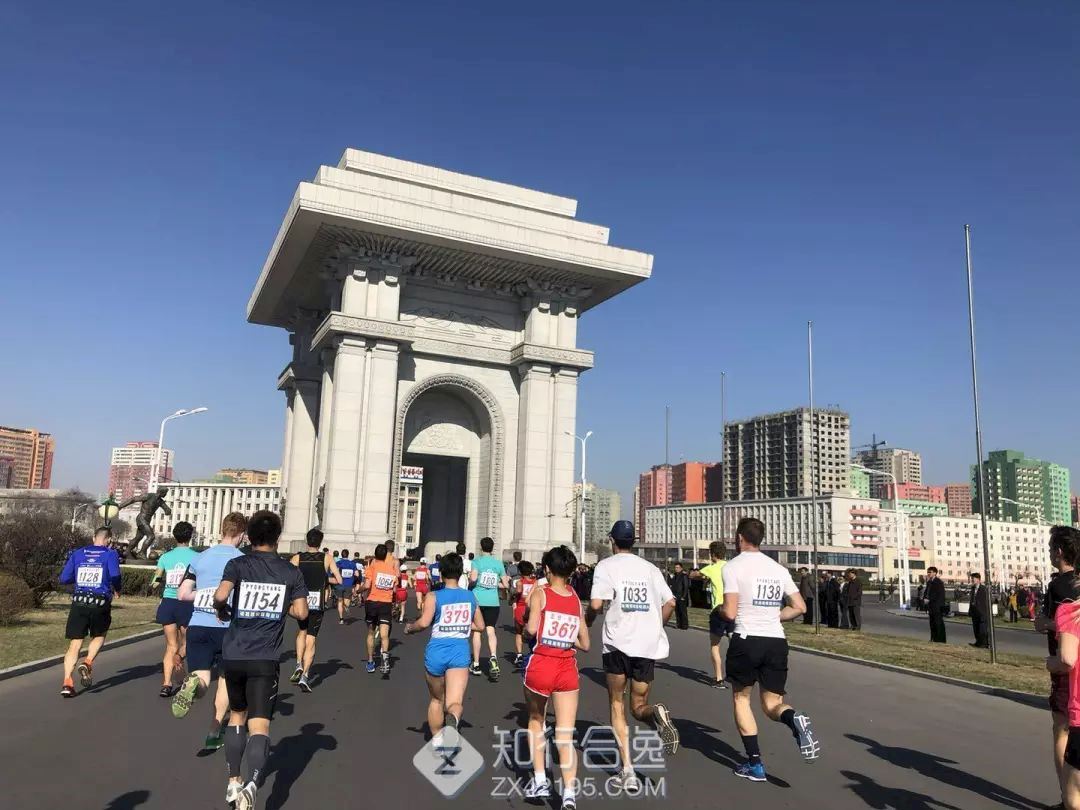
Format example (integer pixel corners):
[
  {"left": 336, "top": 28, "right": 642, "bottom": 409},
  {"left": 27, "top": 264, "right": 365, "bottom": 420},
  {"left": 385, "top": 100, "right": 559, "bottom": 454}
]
[
  {"left": 0, "top": 602, "right": 1057, "bottom": 810},
  {"left": 857, "top": 602, "right": 1048, "bottom": 657}
]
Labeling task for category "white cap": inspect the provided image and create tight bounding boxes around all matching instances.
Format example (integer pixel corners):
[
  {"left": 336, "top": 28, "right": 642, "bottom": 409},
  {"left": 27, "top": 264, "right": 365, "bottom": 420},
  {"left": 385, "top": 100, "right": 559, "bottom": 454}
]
[
  {"left": 400, "top": 563, "right": 408, "bottom": 571},
  {"left": 420, "top": 557, "right": 427, "bottom": 563}
]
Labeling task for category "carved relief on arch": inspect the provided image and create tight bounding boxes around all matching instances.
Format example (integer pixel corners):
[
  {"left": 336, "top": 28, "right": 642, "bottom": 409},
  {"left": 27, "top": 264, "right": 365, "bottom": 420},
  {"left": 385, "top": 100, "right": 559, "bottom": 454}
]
[{"left": 389, "top": 374, "right": 505, "bottom": 543}]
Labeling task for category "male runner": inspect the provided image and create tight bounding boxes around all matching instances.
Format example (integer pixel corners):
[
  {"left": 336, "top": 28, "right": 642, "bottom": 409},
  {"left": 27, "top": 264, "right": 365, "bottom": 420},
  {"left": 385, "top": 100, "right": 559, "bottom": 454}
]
[
  {"left": 586, "top": 520, "right": 679, "bottom": 792},
  {"left": 336, "top": 551, "right": 357, "bottom": 623},
  {"left": 414, "top": 558, "right": 431, "bottom": 612},
  {"left": 457, "top": 542, "right": 472, "bottom": 578},
  {"left": 327, "top": 550, "right": 341, "bottom": 609},
  {"left": 213, "top": 510, "right": 308, "bottom": 810},
  {"left": 721, "top": 517, "right": 819, "bottom": 782},
  {"left": 153, "top": 522, "right": 199, "bottom": 697},
  {"left": 353, "top": 552, "right": 365, "bottom": 606},
  {"left": 173, "top": 512, "right": 247, "bottom": 750},
  {"left": 58, "top": 527, "right": 122, "bottom": 697},
  {"left": 469, "top": 536, "right": 509, "bottom": 678},
  {"left": 289, "top": 528, "right": 342, "bottom": 692},
  {"left": 362, "top": 543, "right": 397, "bottom": 674},
  {"left": 1037, "top": 525, "right": 1080, "bottom": 806},
  {"left": 690, "top": 540, "right": 731, "bottom": 689}
]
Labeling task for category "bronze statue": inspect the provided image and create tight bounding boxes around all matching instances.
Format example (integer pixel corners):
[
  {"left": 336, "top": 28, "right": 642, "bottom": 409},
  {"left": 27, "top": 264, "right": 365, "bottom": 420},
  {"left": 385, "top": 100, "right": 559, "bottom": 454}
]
[{"left": 119, "top": 487, "right": 173, "bottom": 558}]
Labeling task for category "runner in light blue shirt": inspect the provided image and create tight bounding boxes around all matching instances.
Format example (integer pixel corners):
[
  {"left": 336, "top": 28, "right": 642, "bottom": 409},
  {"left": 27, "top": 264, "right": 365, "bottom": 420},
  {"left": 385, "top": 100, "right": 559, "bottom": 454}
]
[{"left": 468, "top": 537, "right": 509, "bottom": 678}]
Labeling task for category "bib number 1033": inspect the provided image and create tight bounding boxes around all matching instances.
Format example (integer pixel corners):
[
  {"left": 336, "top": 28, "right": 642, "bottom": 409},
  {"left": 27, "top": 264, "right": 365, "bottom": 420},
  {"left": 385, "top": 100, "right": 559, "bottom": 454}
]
[{"left": 237, "top": 582, "right": 287, "bottom": 619}]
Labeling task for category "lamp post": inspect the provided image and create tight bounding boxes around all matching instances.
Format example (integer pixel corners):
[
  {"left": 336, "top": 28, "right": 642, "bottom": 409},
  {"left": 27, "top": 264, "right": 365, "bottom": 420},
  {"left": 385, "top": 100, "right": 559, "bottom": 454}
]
[
  {"left": 566, "top": 430, "right": 593, "bottom": 561},
  {"left": 853, "top": 464, "right": 910, "bottom": 608},
  {"left": 98, "top": 493, "right": 120, "bottom": 529},
  {"left": 150, "top": 407, "right": 208, "bottom": 490}
]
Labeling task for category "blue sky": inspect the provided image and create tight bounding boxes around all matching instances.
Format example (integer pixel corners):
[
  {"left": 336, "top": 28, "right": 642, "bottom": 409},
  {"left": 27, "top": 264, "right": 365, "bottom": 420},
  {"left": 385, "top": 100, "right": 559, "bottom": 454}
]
[{"left": 2, "top": 1, "right": 1077, "bottom": 513}]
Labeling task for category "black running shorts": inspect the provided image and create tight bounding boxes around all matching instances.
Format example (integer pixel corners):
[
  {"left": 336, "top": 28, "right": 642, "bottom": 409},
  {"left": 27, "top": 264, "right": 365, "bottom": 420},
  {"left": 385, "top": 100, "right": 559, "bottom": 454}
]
[
  {"left": 602, "top": 649, "right": 655, "bottom": 683},
  {"left": 1067, "top": 727, "right": 1080, "bottom": 771},
  {"left": 65, "top": 601, "right": 112, "bottom": 639},
  {"left": 298, "top": 610, "right": 325, "bottom": 638},
  {"left": 725, "top": 634, "right": 789, "bottom": 695},
  {"left": 479, "top": 605, "right": 500, "bottom": 628},
  {"left": 365, "top": 601, "right": 393, "bottom": 626},
  {"left": 223, "top": 659, "right": 280, "bottom": 721}
]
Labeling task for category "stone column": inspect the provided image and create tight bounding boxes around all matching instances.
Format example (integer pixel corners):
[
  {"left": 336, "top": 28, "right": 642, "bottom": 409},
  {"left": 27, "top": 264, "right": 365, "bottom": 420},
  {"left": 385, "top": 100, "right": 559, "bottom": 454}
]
[
  {"left": 514, "top": 362, "right": 555, "bottom": 552},
  {"left": 311, "top": 345, "right": 336, "bottom": 520},
  {"left": 321, "top": 337, "right": 369, "bottom": 544},
  {"left": 551, "top": 368, "right": 579, "bottom": 546},
  {"left": 354, "top": 340, "right": 400, "bottom": 544},
  {"left": 279, "top": 389, "right": 295, "bottom": 505},
  {"left": 281, "top": 377, "right": 320, "bottom": 544}
]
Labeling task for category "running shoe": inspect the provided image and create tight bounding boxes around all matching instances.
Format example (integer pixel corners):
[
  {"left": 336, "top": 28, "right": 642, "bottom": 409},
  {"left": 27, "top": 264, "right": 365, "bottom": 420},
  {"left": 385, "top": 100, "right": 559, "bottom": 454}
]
[
  {"left": 76, "top": 660, "right": 93, "bottom": 688},
  {"left": 610, "top": 769, "right": 642, "bottom": 796},
  {"left": 711, "top": 680, "right": 728, "bottom": 689},
  {"left": 653, "top": 703, "right": 679, "bottom": 755},
  {"left": 60, "top": 683, "right": 76, "bottom": 698},
  {"left": 488, "top": 656, "right": 500, "bottom": 674},
  {"left": 366, "top": 660, "right": 376, "bottom": 674},
  {"left": 444, "top": 712, "right": 459, "bottom": 731},
  {"left": 159, "top": 684, "right": 177, "bottom": 698},
  {"left": 380, "top": 654, "right": 391, "bottom": 675},
  {"left": 339, "top": 619, "right": 345, "bottom": 625},
  {"left": 204, "top": 730, "right": 225, "bottom": 751},
  {"left": 469, "top": 662, "right": 482, "bottom": 676},
  {"left": 235, "top": 781, "right": 257, "bottom": 810},
  {"left": 172, "top": 673, "right": 201, "bottom": 718},
  {"left": 298, "top": 673, "right": 313, "bottom": 693},
  {"left": 513, "top": 653, "right": 523, "bottom": 667},
  {"left": 734, "top": 761, "right": 767, "bottom": 782},
  {"left": 225, "top": 781, "right": 241, "bottom": 807},
  {"left": 289, "top": 666, "right": 303, "bottom": 684},
  {"left": 523, "top": 778, "right": 551, "bottom": 799},
  {"left": 561, "top": 796, "right": 577, "bottom": 810},
  {"left": 792, "top": 712, "right": 821, "bottom": 761}
]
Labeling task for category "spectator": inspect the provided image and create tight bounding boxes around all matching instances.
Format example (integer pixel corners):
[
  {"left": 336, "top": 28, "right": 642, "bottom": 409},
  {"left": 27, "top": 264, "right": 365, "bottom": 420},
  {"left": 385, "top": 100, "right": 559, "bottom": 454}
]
[
  {"left": 925, "top": 567, "right": 947, "bottom": 643},
  {"left": 838, "top": 575, "right": 850, "bottom": 629},
  {"left": 822, "top": 572, "right": 841, "bottom": 628},
  {"left": 1008, "top": 589, "right": 1019, "bottom": 623},
  {"left": 968, "top": 572, "right": 990, "bottom": 648},
  {"left": 798, "top": 567, "right": 815, "bottom": 625},
  {"left": 844, "top": 570, "right": 863, "bottom": 631}
]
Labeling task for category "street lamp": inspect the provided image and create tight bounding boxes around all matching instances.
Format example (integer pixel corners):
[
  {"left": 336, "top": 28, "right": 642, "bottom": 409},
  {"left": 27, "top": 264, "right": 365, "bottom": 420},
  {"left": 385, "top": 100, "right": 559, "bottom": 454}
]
[
  {"left": 98, "top": 493, "right": 120, "bottom": 528},
  {"left": 852, "top": 463, "right": 910, "bottom": 609},
  {"left": 150, "top": 407, "right": 209, "bottom": 489},
  {"left": 566, "top": 430, "right": 593, "bottom": 561}
]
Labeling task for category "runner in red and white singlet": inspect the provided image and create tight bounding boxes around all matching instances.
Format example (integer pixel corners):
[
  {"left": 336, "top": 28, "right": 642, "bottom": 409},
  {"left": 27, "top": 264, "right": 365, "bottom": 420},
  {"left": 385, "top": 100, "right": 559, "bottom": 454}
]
[
  {"left": 414, "top": 560, "right": 431, "bottom": 612},
  {"left": 512, "top": 561, "right": 538, "bottom": 667},
  {"left": 394, "top": 565, "right": 411, "bottom": 624}
]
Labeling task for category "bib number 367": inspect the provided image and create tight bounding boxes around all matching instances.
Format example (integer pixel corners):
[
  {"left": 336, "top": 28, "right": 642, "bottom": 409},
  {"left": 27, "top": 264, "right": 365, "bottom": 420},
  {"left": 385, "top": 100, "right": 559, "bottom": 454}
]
[{"left": 539, "top": 611, "right": 580, "bottom": 648}]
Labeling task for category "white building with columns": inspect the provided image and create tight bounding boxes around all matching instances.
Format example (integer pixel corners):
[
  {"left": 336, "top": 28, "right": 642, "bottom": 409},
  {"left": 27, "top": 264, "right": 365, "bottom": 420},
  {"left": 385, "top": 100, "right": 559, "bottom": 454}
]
[
  {"left": 248, "top": 149, "right": 652, "bottom": 556},
  {"left": 149, "top": 482, "right": 280, "bottom": 546}
]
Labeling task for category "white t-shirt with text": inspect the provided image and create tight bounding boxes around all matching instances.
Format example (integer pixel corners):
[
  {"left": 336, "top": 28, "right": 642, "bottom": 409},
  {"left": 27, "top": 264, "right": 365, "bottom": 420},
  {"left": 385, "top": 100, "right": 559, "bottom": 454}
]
[
  {"left": 590, "top": 552, "right": 674, "bottom": 660},
  {"left": 721, "top": 550, "right": 799, "bottom": 639}
]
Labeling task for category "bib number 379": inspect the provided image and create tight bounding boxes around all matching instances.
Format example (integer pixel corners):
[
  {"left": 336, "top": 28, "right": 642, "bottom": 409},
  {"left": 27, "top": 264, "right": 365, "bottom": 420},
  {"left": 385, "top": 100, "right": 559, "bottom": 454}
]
[{"left": 236, "top": 582, "right": 287, "bottom": 619}]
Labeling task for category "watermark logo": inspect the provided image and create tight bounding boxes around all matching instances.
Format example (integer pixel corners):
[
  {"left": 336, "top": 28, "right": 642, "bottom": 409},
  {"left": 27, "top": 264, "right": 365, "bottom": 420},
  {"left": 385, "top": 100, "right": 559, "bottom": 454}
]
[{"left": 413, "top": 726, "right": 485, "bottom": 799}]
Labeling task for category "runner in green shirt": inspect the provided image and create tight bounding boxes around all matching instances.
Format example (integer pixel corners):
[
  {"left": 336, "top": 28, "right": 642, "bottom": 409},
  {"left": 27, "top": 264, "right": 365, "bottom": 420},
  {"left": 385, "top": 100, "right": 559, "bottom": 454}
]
[
  {"left": 469, "top": 537, "right": 509, "bottom": 680},
  {"left": 691, "top": 540, "right": 732, "bottom": 689},
  {"left": 153, "top": 523, "right": 200, "bottom": 697}
]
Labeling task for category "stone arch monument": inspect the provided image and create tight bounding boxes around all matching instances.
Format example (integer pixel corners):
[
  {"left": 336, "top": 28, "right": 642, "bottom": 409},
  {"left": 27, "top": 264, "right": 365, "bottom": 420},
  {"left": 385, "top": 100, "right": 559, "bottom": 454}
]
[{"left": 248, "top": 149, "right": 652, "bottom": 556}]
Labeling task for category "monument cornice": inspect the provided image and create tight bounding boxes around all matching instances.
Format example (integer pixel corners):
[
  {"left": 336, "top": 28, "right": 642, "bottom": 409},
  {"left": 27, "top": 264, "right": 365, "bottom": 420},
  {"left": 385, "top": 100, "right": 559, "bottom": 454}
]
[
  {"left": 311, "top": 312, "right": 416, "bottom": 351},
  {"left": 509, "top": 343, "right": 594, "bottom": 370},
  {"left": 277, "top": 362, "right": 321, "bottom": 390}
]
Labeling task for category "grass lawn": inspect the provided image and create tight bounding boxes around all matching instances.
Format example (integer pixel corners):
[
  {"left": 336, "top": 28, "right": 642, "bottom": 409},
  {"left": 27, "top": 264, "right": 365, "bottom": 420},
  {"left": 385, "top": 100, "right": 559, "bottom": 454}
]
[
  {"left": 687, "top": 607, "right": 1048, "bottom": 695},
  {"left": 0, "top": 596, "right": 159, "bottom": 670}
]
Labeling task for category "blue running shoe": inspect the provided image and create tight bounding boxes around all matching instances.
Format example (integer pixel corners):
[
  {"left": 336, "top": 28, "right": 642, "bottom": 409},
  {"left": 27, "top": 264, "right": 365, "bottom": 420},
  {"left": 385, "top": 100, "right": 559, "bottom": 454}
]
[
  {"left": 733, "top": 761, "right": 767, "bottom": 782},
  {"left": 366, "top": 660, "right": 376, "bottom": 674}
]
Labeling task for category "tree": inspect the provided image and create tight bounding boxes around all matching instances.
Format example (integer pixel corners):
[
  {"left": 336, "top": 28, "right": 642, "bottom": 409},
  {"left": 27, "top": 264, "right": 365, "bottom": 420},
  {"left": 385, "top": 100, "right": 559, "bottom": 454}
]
[{"left": 0, "top": 511, "right": 83, "bottom": 608}]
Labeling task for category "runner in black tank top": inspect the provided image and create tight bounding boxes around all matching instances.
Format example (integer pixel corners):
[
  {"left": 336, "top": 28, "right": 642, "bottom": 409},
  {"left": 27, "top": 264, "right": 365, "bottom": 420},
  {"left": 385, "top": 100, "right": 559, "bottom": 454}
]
[{"left": 289, "top": 528, "right": 342, "bottom": 692}]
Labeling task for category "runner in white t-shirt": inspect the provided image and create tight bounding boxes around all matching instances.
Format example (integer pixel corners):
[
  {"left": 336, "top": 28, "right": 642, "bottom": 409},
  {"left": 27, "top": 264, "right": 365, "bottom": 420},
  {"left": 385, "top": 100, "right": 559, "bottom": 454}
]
[
  {"left": 721, "top": 517, "right": 820, "bottom": 784},
  {"left": 586, "top": 520, "right": 679, "bottom": 794}
]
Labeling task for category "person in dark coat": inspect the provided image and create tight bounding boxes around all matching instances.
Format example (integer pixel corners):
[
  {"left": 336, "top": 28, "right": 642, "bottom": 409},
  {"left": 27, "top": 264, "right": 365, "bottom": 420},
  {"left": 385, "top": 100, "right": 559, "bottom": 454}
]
[
  {"left": 925, "top": 567, "right": 947, "bottom": 643},
  {"left": 822, "top": 572, "right": 841, "bottom": 628},
  {"left": 798, "top": 567, "right": 815, "bottom": 625},
  {"left": 844, "top": 569, "right": 863, "bottom": 630},
  {"left": 968, "top": 572, "right": 990, "bottom": 648},
  {"left": 671, "top": 562, "right": 691, "bottom": 630}
]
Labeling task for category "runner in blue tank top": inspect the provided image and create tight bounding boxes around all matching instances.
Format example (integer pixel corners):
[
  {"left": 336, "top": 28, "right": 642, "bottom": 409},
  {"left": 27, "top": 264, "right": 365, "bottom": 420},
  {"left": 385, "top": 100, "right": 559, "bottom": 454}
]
[{"left": 405, "top": 552, "right": 484, "bottom": 739}]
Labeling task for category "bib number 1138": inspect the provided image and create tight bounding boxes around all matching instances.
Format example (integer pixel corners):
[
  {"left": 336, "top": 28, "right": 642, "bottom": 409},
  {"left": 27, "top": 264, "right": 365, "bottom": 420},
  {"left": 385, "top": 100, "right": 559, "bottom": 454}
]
[{"left": 752, "top": 578, "right": 784, "bottom": 607}]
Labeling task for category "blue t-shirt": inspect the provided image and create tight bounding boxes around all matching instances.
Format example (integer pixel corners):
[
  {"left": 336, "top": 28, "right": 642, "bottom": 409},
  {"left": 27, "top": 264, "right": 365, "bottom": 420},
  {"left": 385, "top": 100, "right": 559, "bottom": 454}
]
[
  {"left": 60, "top": 545, "right": 121, "bottom": 600},
  {"left": 337, "top": 558, "right": 356, "bottom": 588},
  {"left": 471, "top": 555, "right": 506, "bottom": 607},
  {"left": 427, "top": 587, "right": 477, "bottom": 652},
  {"left": 430, "top": 562, "right": 441, "bottom": 582},
  {"left": 156, "top": 546, "right": 199, "bottom": 600},
  {"left": 185, "top": 544, "right": 245, "bottom": 629}
]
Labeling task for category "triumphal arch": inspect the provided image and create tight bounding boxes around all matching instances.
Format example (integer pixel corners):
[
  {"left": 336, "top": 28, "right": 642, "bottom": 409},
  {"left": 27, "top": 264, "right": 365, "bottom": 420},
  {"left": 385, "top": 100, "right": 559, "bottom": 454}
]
[{"left": 247, "top": 150, "right": 652, "bottom": 556}]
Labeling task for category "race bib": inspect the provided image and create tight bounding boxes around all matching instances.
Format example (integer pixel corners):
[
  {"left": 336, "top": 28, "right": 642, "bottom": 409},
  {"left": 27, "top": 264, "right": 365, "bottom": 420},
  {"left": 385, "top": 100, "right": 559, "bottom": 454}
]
[
  {"left": 165, "top": 567, "right": 186, "bottom": 588},
  {"left": 478, "top": 571, "right": 499, "bottom": 589},
  {"left": 340, "top": 568, "right": 354, "bottom": 579},
  {"left": 752, "top": 577, "right": 784, "bottom": 607},
  {"left": 193, "top": 587, "right": 216, "bottom": 614},
  {"left": 431, "top": 602, "right": 472, "bottom": 638},
  {"left": 619, "top": 581, "right": 651, "bottom": 612},
  {"left": 416, "top": 571, "right": 427, "bottom": 581},
  {"left": 307, "top": 590, "right": 323, "bottom": 611},
  {"left": 522, "top": 583, "right": 535, "bottom": 600},
  {"left": 236, "top": 581, "right": 287, "bottom": 620},
  {"left": 375, "top": 572, "right": 396, "bottom": 591},
  {"left": 76, "top": 565, "right": 103, "bottom": 588},
  {"left": 539, "top": 610, "right": 580, "bottom": 649}
]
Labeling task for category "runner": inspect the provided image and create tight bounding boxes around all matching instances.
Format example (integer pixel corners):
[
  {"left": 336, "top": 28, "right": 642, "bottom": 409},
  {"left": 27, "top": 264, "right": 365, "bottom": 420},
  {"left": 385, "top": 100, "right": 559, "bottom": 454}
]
[
  {"left": 1046, "top": 577, "right": 1080, "bottom": 808},
  {"left": 361, "top": 543, "right": 397, "bottom": 674},
  {"left": 414, "top": 558, "right": 431, "bottom": 613},
  {"left": 289, "top": 528, "right": 342, "bottom": 693},
  {"left": 405, "top": 552, "right": 483, "bottom": 741},
  {"left": 512, "top": 561, "right": 538, "bottom": 667},
  {"left": 327, "top": 550, "right": 341, "bottom": 610},
  {"left": 721, "top": 517, "right": 819, "bottom": 783},
  {"left": 153, "top": 522, "right": 199, "bottom": 697},
  {"left": 394, "top": 563, "right": 411, "bottom": 624},
  {"left": 469, "top": 536, "right": 509, "bottom": 679},
  {"left": 1037, "top": 525, "right": 1080, "bottom": 807},
  {"left": 336, "top": 551, "right": 357, "bottom": 624},
  {"left": 522, "top": 545, "right": 589, "bottom": 806},
  {"left": 689, "top": 540, "right": 732, "bottom": 689},
  {"left": 172, "top": 512, "right": 247, "bottom": 751},
  {"left": 352, "top": 552, "right": 365, "bottom": 608},
  {"left": 585, "top": 520, "right": 679, "bottom": 792},
  {"left": 430, "top": 554, "right": 442, "bottom": 590},
  {"left": 213, "top": 510, "right": 308, "bottom": 810},
  {"left": 58, "top": 526, "right": 122, "bottom": 697}
]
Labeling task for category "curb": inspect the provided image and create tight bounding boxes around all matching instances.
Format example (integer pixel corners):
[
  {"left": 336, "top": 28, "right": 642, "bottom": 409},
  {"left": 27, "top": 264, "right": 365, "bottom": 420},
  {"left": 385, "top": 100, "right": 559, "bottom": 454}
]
[
  {"left": 0, "top": 628, "right": 159, "bottom": 683},
  {"left": 684, "top": 623, "right": 1043, "bottom": 708}
]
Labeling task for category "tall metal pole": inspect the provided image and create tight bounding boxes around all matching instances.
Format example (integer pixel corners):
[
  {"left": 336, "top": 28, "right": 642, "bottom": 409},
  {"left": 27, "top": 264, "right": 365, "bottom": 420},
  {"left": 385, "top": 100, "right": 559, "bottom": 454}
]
[
  {"left": 808, "top": 321, "right": 820, "bottom": 634},
  {"left": 664, "top": 405, "right": 670, "bottom": 557},
  {"left": 580, "top": 433, "right": 589, "bottom": 562},
  {"left": 966, "top": 224, "right": 997, "bottom": 664},
  {"left": 719, "top": 371, "right": 726, "bottom": 564}
]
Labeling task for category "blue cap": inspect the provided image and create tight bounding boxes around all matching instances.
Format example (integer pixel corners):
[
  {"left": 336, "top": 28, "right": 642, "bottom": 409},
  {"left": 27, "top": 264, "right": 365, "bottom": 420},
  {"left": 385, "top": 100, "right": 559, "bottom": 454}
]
[{"left": 610, "top": 520, "right": 635, "bottom": 542}]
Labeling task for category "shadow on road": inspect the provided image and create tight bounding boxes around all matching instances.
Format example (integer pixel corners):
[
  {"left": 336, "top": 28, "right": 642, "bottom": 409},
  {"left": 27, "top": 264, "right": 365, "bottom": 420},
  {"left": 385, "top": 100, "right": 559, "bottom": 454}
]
[
  {"left": 314, "top": 657, "right": 353, "bottom": 687},
  {"left": 264, "top": 722, "right": 337, "bottom": 810},
  {"left": 846, "top": 734, "right": 1043, "bottom": 809},
  {"left": 86, "top": 664, "right": 159, "bottom": 693},
  {"left": 841, "top": 770, "right": 962, "bottom": 810},
  {"left": 103, "top": 790, "right": 150, "bottom": 809},
  {"left": 655, "top": 662, "right": 714, "bottom": 687},
  {"left": 674, "top": 716, "right": 791, "bottom": 788}
]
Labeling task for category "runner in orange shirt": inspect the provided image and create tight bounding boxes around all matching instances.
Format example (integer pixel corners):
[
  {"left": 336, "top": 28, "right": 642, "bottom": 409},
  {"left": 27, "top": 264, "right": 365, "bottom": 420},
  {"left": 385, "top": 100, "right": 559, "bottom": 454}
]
[{"left": 361, "top": 543, "right": 397, "bottom": 675}]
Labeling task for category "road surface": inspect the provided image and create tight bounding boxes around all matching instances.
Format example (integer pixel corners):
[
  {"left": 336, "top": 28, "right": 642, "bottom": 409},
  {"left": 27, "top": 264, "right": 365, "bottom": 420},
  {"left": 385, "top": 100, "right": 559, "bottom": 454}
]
[
  {"left": 857, "top": 602, "right": 1047, "bottom": 657},
  {"left": 0, "top": 601, "right": 1057, "bottom": 809}
]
